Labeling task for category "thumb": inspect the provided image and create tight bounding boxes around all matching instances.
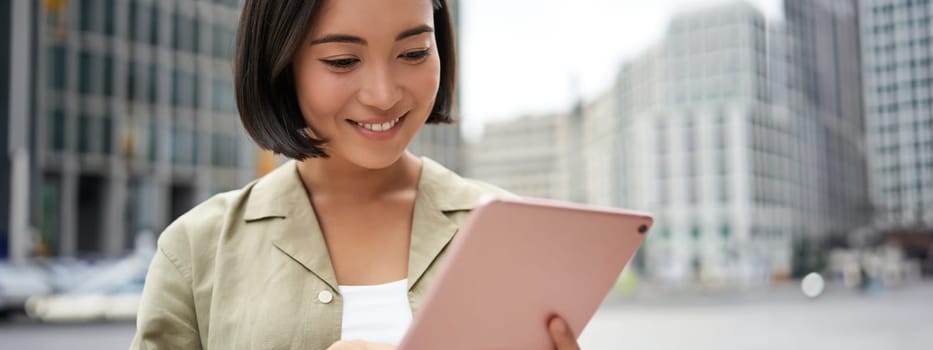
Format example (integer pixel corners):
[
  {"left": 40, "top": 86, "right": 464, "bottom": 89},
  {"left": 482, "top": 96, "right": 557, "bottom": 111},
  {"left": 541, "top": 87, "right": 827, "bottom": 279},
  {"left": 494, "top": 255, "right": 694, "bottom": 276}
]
[{"left": 548, "top": 316, "right": 580, "bottom": 350}]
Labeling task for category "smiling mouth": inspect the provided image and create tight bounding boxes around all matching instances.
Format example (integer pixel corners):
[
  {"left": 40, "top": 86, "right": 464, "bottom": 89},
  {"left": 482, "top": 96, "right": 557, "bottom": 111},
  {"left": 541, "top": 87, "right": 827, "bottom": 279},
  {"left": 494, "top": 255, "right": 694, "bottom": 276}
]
[{"left": 347, "top": 114, "right": 407, "bottom": 132}]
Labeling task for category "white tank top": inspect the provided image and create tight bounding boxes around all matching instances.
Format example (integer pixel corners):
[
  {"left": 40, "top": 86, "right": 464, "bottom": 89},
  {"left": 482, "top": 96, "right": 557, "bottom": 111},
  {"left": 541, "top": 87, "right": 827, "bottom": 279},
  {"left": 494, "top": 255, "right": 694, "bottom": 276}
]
[{"left": 338, "top": 279, "right": 413, "bottom": 345}]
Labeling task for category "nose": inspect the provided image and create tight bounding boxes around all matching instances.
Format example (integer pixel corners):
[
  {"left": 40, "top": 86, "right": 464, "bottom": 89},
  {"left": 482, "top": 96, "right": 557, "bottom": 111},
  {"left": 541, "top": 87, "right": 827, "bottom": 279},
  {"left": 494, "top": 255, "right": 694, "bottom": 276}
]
[{"left": 357, "top": 63, "right": 402, "bottom": 112}]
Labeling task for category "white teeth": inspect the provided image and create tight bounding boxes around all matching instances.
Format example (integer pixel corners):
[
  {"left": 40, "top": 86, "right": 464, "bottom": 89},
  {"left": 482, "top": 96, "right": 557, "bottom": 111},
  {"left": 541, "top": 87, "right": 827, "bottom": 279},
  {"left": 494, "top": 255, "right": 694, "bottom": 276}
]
[{"left": 354, "top": 117, "right": 401, "bottom": 132}]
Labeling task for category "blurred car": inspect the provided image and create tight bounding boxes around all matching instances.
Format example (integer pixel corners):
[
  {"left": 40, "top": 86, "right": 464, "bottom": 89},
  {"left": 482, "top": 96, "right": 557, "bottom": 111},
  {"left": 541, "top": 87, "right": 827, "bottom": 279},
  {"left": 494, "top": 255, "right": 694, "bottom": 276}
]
[
  {"left": 24, "top": 251, "right": 151, "bottom": 322},
  {"left": 3, "top": 230, "right": 157, "bottom": 322},
  {"left": 0, "top": 263, "right": 54, "bottom": 313}
]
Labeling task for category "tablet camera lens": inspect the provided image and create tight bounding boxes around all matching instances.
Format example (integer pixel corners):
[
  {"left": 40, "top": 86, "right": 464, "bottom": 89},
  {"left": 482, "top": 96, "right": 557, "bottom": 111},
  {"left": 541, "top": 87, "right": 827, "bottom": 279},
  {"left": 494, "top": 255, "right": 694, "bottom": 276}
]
[{"left": 638, "top": 225, "right": 648, "bottom": 234}]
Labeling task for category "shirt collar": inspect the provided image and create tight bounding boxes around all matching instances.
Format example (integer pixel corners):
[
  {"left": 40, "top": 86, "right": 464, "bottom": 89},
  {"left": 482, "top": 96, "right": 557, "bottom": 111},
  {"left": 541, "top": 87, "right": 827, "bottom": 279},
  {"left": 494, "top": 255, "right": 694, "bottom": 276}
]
[
  {"left": 241, "top": 156, "right": 489, "bottom": 292},
  {"left": 243, "top": 157, "right": 483, "bottom": 221}
]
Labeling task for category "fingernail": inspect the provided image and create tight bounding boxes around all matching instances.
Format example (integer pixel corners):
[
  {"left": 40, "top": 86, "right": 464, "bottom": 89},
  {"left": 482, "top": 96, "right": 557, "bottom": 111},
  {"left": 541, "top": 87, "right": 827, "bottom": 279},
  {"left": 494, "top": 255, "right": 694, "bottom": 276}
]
[{"left": 551, "top": 316, "right": 567, "bottom": 334}]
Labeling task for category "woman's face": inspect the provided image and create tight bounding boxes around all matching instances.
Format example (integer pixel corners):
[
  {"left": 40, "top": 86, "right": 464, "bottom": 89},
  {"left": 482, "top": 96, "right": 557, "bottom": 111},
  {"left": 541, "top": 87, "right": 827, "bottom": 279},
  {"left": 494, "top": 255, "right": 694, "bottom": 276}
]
[{"left": 292, "top": 0, "right": 441, "bottom": 169}]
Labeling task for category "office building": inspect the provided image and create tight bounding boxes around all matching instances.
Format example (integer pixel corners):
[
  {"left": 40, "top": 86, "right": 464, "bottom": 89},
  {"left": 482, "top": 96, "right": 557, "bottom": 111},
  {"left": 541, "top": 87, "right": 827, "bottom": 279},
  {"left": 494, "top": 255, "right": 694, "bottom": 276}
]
[
  {"left": 3, "top": 0, "right": 253, "bottom": 259},
  {"left": 858, "top": 0, "right": 933, "bottom": 229},
  {"left": 468, "top": 112, "right": 578, "bottom": 200},
  {"left": 615, "top": 3, "right": 795, "bottom": 285}
]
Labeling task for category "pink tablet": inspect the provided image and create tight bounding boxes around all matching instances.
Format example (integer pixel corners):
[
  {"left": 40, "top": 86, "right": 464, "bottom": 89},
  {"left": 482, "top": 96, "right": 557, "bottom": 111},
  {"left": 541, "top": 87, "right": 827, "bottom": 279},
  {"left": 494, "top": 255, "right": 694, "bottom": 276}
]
[{"left": 398, "top": 197, "right": 653, "bottom": 350}]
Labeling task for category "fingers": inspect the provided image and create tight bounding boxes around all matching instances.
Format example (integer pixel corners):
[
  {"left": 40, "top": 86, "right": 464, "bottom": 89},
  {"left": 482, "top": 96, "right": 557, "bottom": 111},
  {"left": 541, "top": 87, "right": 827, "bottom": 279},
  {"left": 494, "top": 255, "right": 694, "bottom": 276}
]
[{"left": 548, "top": 316, "right": 581, "bottom": 350}]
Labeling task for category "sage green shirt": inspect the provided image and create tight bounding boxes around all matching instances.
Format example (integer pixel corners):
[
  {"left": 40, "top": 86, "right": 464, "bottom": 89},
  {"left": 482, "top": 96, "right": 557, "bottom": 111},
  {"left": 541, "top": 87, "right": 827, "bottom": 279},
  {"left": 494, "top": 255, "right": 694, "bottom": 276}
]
[{"left": 130, "top": 157, "right": 513, "bottom": 349}]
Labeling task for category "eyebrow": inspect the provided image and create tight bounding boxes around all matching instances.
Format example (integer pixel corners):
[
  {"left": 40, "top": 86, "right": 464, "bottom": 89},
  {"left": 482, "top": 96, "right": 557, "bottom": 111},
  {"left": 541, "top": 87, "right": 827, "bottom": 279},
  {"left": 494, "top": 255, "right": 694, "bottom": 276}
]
[{"left": 310, "top": 25, "right": 434, "bottom": 46}]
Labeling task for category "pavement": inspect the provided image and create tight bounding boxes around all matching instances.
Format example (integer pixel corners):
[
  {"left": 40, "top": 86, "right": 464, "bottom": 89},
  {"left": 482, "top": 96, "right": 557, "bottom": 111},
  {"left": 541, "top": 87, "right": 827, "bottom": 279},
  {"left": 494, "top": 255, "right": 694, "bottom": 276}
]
[
  {"left": 1, "top": 281, "right": 931, "bottom": 349},
  {"left": 579, "top": 281, "right": 933, "bottom": 349}
]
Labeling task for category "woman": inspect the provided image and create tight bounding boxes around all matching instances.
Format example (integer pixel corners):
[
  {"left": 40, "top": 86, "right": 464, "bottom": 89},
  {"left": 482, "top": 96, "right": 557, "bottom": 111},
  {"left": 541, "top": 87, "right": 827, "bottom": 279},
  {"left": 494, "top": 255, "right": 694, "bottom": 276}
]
[{"left": 131, "top": 0, "right": 580, "bottom": 349}]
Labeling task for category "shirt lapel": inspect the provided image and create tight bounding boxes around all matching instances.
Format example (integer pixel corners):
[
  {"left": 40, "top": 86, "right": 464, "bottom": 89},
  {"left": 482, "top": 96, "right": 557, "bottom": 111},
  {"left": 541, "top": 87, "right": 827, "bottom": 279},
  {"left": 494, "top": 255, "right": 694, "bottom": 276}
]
[
  {"left": 407, "top": 157, "right": 494, "bottom": 291},
  {"left": 244, "top": 157, "right": 499, "bottom": 295},
  {"left": 407, "top": 185, "right": 459, "bottom": 292},
  {"left": 243, "top": 160, "right": 340, "bottom": 293}
]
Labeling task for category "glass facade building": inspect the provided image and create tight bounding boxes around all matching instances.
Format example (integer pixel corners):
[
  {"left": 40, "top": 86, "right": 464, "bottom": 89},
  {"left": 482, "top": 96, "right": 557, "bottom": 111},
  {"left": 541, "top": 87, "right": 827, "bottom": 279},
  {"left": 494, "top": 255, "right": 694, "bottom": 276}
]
[
  {"left": 29, "top": 0, "right": 252, "bottom": 257},
  {"left": 859, "top": 0, "right": 933, "bottom": 229}
]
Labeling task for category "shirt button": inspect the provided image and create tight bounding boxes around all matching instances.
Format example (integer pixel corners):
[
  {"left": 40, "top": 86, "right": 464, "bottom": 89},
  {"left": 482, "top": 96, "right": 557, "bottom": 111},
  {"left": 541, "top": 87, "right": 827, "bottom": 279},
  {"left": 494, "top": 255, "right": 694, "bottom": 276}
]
[{"left": 318, "top": 290, "right": 334, "bottom": 304}]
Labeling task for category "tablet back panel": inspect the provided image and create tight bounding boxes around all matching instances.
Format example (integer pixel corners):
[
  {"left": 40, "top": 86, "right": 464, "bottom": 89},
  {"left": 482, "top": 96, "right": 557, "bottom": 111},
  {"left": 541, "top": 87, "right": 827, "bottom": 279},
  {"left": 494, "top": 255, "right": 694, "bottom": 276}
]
[{"left": 399, "top": 198, "right": 653, "bottom": 350}]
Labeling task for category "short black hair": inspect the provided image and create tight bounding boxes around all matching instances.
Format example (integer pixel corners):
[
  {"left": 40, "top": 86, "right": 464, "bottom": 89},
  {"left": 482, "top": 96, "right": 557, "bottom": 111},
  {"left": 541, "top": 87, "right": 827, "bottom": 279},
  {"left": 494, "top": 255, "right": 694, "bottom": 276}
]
[{"left": 234, "top": 0, "right": 456, "bottom": 160}]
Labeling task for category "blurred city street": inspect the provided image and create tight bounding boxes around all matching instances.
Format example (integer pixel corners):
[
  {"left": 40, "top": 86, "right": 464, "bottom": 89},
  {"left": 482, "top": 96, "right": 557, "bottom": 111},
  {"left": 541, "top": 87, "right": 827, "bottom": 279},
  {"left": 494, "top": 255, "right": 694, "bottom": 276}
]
[
  {"left": 0, "top": 319, "right": 135, "bottom": 350},
  {"left": 1, "top": 281, "right": 931, "bottom": 350},
  {"left": 580, "top": 281, "right": 933, "bottom": 349}
]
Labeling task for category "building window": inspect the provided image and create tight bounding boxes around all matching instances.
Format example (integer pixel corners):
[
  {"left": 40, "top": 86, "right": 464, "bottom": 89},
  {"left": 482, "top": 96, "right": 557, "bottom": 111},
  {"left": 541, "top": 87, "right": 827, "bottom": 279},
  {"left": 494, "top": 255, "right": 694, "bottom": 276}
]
[
  {"left": 211, "top": 133, "right": 238, "bottom": 167},
  {"left": 149, "top": 5, "right": 160, "bottom": 46},
  {"left": 172, "top": 12, "right": 199, "bottom": 53},
  {"left": 103, "top": 55, "right": 114, "bottom": 97},
  {"left": 689, "top": 178, "right": 699, "bottom": 204},
  {"left": 80, "top": 0, "right": 99, "bottom": 33},
  {"left": 657, "top": 120, "right": 668, "bottom": 154},
  {"left": 39, "top": 178, "right": 61, "bottom": 255},
  {"left": 718, "top": 151, "right": 728, "bottom": 175},
  {"left": 719, "top": 176, "right": 729, "bottom": 202},
  {"left": 148, "top": 63, "right": 159, "bottom": 104},
  {"left": 171, "top": 124, "right": 192, "bottom": 164},
  {"left": 127, "top": 61, "right": 136, "bottom": 100},
  {"left": 78, "top": 50, "right": 97, "bottom": 95},
  {"left": 191, "top": 127, "right": 199, "bottom": 163},
  {"left": 104, "top": 0, "right": 115, "bottom": 35},
  {"left": 102, "top": 116, "right": 114, "bottom": 155},
  {"left": 659, "top": 180, "right": 670, "bottom": 206},
  {"left": 658, "top": 156, "right": 669, "bottom": 179},
  {"left": 172, "top": 12, "right": 184, "bottom": 50},
  {"left": 211, "top": 134, "right": 224, "bottom": 166},
  {"left": 78, "top": 114, "right": 93, "bottom": 153},
  {"left": 47, "top": 45, "right": 67, "bottom": 90},
  {"left": 148, "top": 118, "right": 158, "bottom": 162},
  {"left": 688, "top": 153, "right": 698, "bottom": 177},
  {"left": 685, "top": 118, "right": 696, "bottom": 151},
  {"left": 212, "top": 24, "right": 235, "bottom": 59},
  {"left": 172, "top": 69, "right": 198, "bottom": 108},
  {"left": 211, "top": 79, "right": 236, "bottom": 114},
  {"left": 129, "top": 0, "right": 139, "bottom": 41},
  {"left": 49, "top": 110, "right": 66, "bottom": 151}
]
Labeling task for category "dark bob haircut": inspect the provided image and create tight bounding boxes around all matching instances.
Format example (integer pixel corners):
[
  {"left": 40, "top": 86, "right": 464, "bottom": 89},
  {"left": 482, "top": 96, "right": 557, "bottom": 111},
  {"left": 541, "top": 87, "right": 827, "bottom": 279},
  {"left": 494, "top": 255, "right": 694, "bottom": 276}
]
[{"left": 234, "top": 0, "right": 457, "bottom": 160}]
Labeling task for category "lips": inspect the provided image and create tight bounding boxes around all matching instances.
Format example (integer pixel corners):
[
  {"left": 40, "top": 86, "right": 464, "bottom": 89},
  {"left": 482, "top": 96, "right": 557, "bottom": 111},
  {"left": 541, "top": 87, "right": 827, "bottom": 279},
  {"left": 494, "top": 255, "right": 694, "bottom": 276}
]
[
  {"left": 346, "top": 113, "right": 408, "bottom": 133},
  {"left": 349, "top": 116, "right": 403, "bottom": 132},
  {"left": 344, "top": 113, "right": 409, "bottom": 141}
]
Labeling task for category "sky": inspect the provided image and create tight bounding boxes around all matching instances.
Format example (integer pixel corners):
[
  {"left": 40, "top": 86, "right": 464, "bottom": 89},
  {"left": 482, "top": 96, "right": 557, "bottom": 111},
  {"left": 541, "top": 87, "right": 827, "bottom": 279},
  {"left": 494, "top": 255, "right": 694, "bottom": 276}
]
[{"left": 458, "top": 0, "right": 782, "bottom": 141}]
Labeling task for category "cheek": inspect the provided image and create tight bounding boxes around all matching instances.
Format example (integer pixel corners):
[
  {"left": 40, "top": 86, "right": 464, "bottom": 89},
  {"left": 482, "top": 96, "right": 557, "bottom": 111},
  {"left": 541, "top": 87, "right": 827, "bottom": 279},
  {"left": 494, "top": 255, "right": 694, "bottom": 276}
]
[
  {"left": 295, "top": 68, "right": 354, "bottom": 125},
  {"left": 410, "top": 57, "right": 442, "bottom": 109}
]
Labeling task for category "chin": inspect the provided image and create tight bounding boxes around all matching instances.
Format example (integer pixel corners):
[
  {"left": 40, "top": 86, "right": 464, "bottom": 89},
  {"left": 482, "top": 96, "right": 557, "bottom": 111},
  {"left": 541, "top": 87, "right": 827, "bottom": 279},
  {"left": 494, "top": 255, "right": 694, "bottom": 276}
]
[{"left": 343, "top": 149, "right": 408, "bottom": 170}]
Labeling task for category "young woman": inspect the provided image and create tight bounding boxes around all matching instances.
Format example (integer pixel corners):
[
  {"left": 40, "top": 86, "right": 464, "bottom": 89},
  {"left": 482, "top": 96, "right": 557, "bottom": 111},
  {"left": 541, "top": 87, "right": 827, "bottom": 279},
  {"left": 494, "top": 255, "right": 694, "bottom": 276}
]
[{"left": 131, "top": 0, "right": 580, "bottom": 349}]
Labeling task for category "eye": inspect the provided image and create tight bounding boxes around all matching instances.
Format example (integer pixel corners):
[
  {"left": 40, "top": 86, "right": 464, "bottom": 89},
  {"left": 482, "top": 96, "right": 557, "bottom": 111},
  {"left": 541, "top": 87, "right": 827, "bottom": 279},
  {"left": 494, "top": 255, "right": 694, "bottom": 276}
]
[
  {"left": 399, "top": 50, "right": 430, "bottom": 62},
  {"left": 320, "top": 57, "right": 360, "bottom": 70}
]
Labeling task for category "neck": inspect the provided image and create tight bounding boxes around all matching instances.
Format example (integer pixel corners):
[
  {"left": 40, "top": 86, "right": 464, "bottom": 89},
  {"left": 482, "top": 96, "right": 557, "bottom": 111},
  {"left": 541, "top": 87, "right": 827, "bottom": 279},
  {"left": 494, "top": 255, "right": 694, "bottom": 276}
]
[{"left": 296, "top": 152, "right": 422, "bottom": 201}]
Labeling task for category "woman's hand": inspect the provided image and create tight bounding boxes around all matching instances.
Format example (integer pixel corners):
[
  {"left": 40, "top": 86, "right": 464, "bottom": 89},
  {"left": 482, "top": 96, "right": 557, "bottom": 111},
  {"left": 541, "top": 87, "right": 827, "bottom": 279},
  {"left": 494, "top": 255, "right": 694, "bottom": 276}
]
[
  {"left": 548, "top": 315, "right": 582, "bottom": 350},
  {"left": 325, "top": 340, "right": 396, "bottom": 350}
]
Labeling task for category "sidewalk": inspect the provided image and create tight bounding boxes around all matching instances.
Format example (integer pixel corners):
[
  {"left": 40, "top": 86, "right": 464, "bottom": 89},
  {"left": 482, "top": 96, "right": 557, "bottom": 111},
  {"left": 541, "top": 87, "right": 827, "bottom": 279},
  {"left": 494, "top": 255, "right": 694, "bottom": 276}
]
[{"left": 581, "top": 281, "right": 933, "bottom": 349}]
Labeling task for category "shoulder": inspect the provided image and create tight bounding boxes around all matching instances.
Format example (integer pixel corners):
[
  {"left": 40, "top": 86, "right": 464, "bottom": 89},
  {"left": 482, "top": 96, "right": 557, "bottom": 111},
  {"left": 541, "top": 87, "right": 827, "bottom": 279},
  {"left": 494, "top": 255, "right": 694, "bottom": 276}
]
[
  {"left": 156, "top": 160, "right": 300, "bottom": 266},
  {"left": 154, "top": 183, "right": 254, "bottom": 271},
  {"left": 420, "top": 157, "right": 518, "bottom": 212},
  {"left": 457, "top": 176, "right": 517, "bottom": 201}
]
